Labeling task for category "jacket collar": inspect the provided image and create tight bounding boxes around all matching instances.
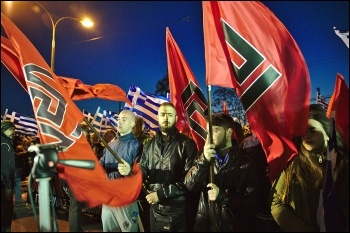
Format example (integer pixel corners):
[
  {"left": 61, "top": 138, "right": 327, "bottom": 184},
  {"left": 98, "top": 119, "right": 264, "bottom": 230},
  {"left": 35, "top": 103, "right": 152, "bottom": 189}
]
[{"left": 118, "top": 132, "right": 136, "bottom": 141}]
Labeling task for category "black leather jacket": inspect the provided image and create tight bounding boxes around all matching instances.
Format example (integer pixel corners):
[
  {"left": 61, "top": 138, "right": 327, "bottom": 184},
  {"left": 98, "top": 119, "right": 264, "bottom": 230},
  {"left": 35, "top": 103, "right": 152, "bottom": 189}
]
[
  {"left": 140, "top": 128, "right": 198, "bottom": 205},
  {"left": 184, "top": 145, "right": 263, "bottom": 232},
  {"left": 1, "top": 133, "right": 15, "bottom": 190}
]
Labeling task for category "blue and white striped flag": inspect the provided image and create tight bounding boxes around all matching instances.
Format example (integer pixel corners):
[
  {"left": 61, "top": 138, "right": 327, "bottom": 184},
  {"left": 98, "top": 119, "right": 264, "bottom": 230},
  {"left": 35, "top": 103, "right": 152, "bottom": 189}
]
[
  {"left": 102, "top": 110, "right": 119, "bottom": 128},
  {"left": 17, "top": 115, "right": 38, "bottom": 136},
  {"left": 91, "top": 107, "right": 117, "bottom": 135},
  {"left": 316, "top": 88, "right": 329, "bottom": 110},
  {"left": 3, "top": 109, "right": 20, "bottom": 123},
  {"left": 124, "top": 85, "right": 170, "bottom": 131},
  {"left": 83, "top": 109, "right": 95, "bottom": 123},
  {"left": 2, "top": 109, "right": 38, "bottom": 136}
]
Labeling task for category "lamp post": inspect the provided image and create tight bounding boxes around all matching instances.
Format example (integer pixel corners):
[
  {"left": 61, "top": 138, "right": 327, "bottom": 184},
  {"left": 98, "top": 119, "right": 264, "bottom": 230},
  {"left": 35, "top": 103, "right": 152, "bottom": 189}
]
[{"left": 34, "top": 1, "right": 93, "bottom": 72}]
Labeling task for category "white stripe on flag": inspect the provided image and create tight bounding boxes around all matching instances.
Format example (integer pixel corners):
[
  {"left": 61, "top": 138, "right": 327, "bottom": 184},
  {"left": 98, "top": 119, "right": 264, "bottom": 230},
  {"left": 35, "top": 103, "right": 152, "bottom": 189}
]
[
  {"left": 124, "top": 85, "right": 170, "bottom": 131},
  {"left": 334, "top": 27, "right": 349, "bottom": 48},
  {"left": 3, "top": 109, "right": 38, "bottom": 136},
  {"left": 91, "top": 107, "right": 116, "bottom": 135},
  {"left": 83, "top": 109, "right": 94, "bottom": 123},
  {"left": 316, "top": 92, "right": 329, "bottom": 110}
]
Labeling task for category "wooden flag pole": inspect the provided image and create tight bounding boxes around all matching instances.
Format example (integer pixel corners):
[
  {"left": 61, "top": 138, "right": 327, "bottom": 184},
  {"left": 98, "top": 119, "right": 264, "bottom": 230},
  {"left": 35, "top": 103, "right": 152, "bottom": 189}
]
[
  {"left": 83, "top": 118, "right": 123, "bottom": 164},
  {"left": 207, "top": 85, "right": 216, "bottom": 232}
]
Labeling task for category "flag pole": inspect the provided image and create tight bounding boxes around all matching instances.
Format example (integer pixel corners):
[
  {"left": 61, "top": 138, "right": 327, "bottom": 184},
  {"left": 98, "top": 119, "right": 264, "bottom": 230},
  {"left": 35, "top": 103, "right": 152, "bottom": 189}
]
[
  {"left": 83, "top": 118, "right": 123, "bottom": 164},
  {"left": 92, "top": 106, "right": 102, "bottom": 134},
  {"left": 207, "top": 85, "right": 216, "bottom": 232},
  {"left": 84, "top": 112, "right": 145, "bottom": 230},
  {"left": 316, "top": 87, "right": 320, "bottom": 104},
  {"left": 3, "top": 108, "right": 8, "bottom": 120}
]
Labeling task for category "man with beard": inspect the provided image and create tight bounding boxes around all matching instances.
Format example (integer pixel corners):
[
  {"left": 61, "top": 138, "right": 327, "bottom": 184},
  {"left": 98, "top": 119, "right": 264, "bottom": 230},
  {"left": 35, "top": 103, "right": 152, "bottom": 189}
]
[
  {"left": 184, "top": 113, "right": 264, "bottom": 232},
  {"left": 140, "top": 102, "right": 198, "bottom": 232}
]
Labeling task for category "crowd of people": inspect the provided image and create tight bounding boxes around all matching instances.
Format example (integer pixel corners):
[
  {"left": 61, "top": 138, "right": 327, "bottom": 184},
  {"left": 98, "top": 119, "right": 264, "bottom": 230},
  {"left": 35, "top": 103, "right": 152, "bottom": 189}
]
[{"left": 1, "top": 102, "right": 349, "bottom": 232}]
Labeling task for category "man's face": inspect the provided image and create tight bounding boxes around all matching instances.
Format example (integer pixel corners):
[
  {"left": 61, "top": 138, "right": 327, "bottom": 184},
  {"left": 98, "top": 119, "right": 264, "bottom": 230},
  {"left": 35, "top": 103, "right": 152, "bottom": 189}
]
[
  {"left": 158, "top": 105, "right": 177, "bottom": 133},
  {"left": 133, "top": 117, "right": 144, "bottom": 136},
  {"left": 89, "top": 133, "right": 98, "bottom": 143},
  {"left": 207, "top": 124, "right": 229, "bottom": 150},
  {"left": 21, "top": 139, "right": 30, "bottom": 150},
  {"left": 4, "top": 127, "right": 15, "bottom": 140},
  {"left": 117, "top": 111, "right": 135, "bottom": 136}
]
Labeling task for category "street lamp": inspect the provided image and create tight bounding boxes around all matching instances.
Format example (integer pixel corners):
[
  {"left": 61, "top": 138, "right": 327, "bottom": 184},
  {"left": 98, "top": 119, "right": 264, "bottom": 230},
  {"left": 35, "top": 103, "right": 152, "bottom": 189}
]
[{"left": 34, "top": 1, "right": 93, "bottom": 72}]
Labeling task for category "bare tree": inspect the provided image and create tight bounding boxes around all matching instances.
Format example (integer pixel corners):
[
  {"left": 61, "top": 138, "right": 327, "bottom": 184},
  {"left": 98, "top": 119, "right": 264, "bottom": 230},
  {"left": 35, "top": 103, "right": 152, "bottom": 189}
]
[
  {"left": 212, "top": 87, "right": 248, "bottom": 126},
  {"left": 155, "top": 71, "right": 169, "bottom": 97}
]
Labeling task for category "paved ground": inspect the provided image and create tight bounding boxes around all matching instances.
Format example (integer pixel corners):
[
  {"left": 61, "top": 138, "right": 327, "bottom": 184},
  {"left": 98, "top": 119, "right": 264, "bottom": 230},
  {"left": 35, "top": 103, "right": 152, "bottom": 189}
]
[{"left": 11, "top": 180, "right": 103, "bottom": 232}]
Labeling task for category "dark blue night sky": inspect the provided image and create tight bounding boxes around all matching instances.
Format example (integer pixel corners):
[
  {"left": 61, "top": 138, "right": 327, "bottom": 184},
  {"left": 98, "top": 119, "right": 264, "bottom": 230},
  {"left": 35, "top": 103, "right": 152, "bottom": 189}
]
[{"left": 1, "top": 1, "right": 348, "bottom": 117}]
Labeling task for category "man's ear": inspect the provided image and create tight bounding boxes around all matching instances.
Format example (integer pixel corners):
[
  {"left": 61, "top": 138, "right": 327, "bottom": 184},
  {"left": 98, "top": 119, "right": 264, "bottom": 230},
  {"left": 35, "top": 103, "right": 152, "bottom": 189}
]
[{"left": 227, "top": 128, "right": 233, "bottom": 136}]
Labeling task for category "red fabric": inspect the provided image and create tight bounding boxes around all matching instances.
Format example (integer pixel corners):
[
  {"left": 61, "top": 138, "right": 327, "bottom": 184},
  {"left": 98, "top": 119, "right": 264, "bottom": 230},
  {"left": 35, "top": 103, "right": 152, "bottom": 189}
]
[
  {"left": 203, "top": 2, "right": 311, "bottom": 181},
  {"left": 326, "top": 74, "right": 349, "bottom": 150},
  {"left": 58, "top": 76, "right": 132, "bottom": 105},
  {"left": 1, "top": 36, "right": 27, "bottom": 90},
  {"left": 166, "top": 27, "right": 207, "bottom": 150},
  {"left": 2, "top": 37, "right": 131, "bottom": 105},
  {"left": 1, "top": 13, "right": 142, "bottom": 208}
]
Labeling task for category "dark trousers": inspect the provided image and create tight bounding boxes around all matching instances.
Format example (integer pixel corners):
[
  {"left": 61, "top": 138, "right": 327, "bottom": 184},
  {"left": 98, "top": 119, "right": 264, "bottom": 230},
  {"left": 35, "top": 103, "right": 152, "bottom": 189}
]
[
  {"left": 150, "top": 204, "right": 186, "bottom": 232},
  {"left": 68, "top": 187, "right": 84, "bottom": 232},
  {"left": 14, "top": 168, "right": 23, "bottom": 201},
  {"left": 137, "top": 195, "right": 150, "bottom": 232},
  {"left": 1, "top": 188, "right": 14, "bottom": 232}
]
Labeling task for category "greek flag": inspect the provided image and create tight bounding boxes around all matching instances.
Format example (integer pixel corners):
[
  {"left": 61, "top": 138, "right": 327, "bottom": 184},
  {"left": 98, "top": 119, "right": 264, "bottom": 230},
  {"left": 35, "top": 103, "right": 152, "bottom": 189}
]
[
  {"left": 316, "top": 88, "right": 329, "bottom": 110},
  {"left": 83, "top": 109, "right": 95, "bottom": 123},
  {"left": 91, "top": 107, "right": 118, "bottom": 135},
  {"left": 17, "top": 115, "right": 38, "bottom": 136},
  {"left": 2, "top": 109, "right": 38, "bottom": 136},
  {"left": 124, "top": 85, "right": 170, "bottom": 131},
  {"left": 103, "top": 110, "right": 119, "bottom": 128}
]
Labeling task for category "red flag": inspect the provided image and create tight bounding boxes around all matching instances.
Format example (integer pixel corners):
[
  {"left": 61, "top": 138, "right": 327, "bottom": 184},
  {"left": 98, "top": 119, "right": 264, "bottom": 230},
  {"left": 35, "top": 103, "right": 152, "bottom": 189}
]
[
  {"left": 1, "top": 35, "right": 27, "bottom": 90},
  {"left": 222, "top": 101, "right": 229, "bottom": 115},
  {"left": 2, "top": 36, "right": 131, "bottom": 105},
  {"left": 166, "top": 27, "right": 207, "bottom": 150},
  {"left": 326, "top": 74, "right": 349, "bottom": 150},
  {"left": 1, "top": 13, "right": 142, "bottom": 208},
  {"left": 203, "top": 2, "right": 311, "bottom": 181},
  {"left": 58, "top": 76, "right": 132, "bottom": 105}
]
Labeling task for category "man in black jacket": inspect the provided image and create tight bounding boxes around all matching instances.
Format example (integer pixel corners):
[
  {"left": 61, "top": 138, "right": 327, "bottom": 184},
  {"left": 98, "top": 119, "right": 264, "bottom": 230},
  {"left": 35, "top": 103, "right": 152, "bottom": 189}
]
[
  {"left": 184, "top": 113, "right": 264, "bottom": 232},
  {"left": 140, "top": 102, "right": 198, "bottom": 232},
  {"left": 1, "top": 121, "right": 16, "bottom": 232}
]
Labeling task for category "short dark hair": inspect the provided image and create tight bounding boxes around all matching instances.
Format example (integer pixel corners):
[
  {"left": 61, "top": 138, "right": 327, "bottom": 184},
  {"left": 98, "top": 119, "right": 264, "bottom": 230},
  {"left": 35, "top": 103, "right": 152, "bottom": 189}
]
[
  {"left": 1, "top": 120, "right": 15, "bottom": 133},
  {"left": 206, "top": 113, "right": 234, "bottom": 130},
  {"left": 80, "top": 123, "right": 89, "bottom": 133}
]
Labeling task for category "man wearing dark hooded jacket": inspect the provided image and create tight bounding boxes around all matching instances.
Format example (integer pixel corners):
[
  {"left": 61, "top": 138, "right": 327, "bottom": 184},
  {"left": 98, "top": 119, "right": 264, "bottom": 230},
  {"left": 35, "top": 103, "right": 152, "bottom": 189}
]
[
  {"left": 1, "top": 121, "right": 16, "bottom": 232},
  {"left": 140, "top": 102, "right": 198, "bottom": 232},
  {"left": 184, "top": 113, "right": 264, "bottom": 232}
]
